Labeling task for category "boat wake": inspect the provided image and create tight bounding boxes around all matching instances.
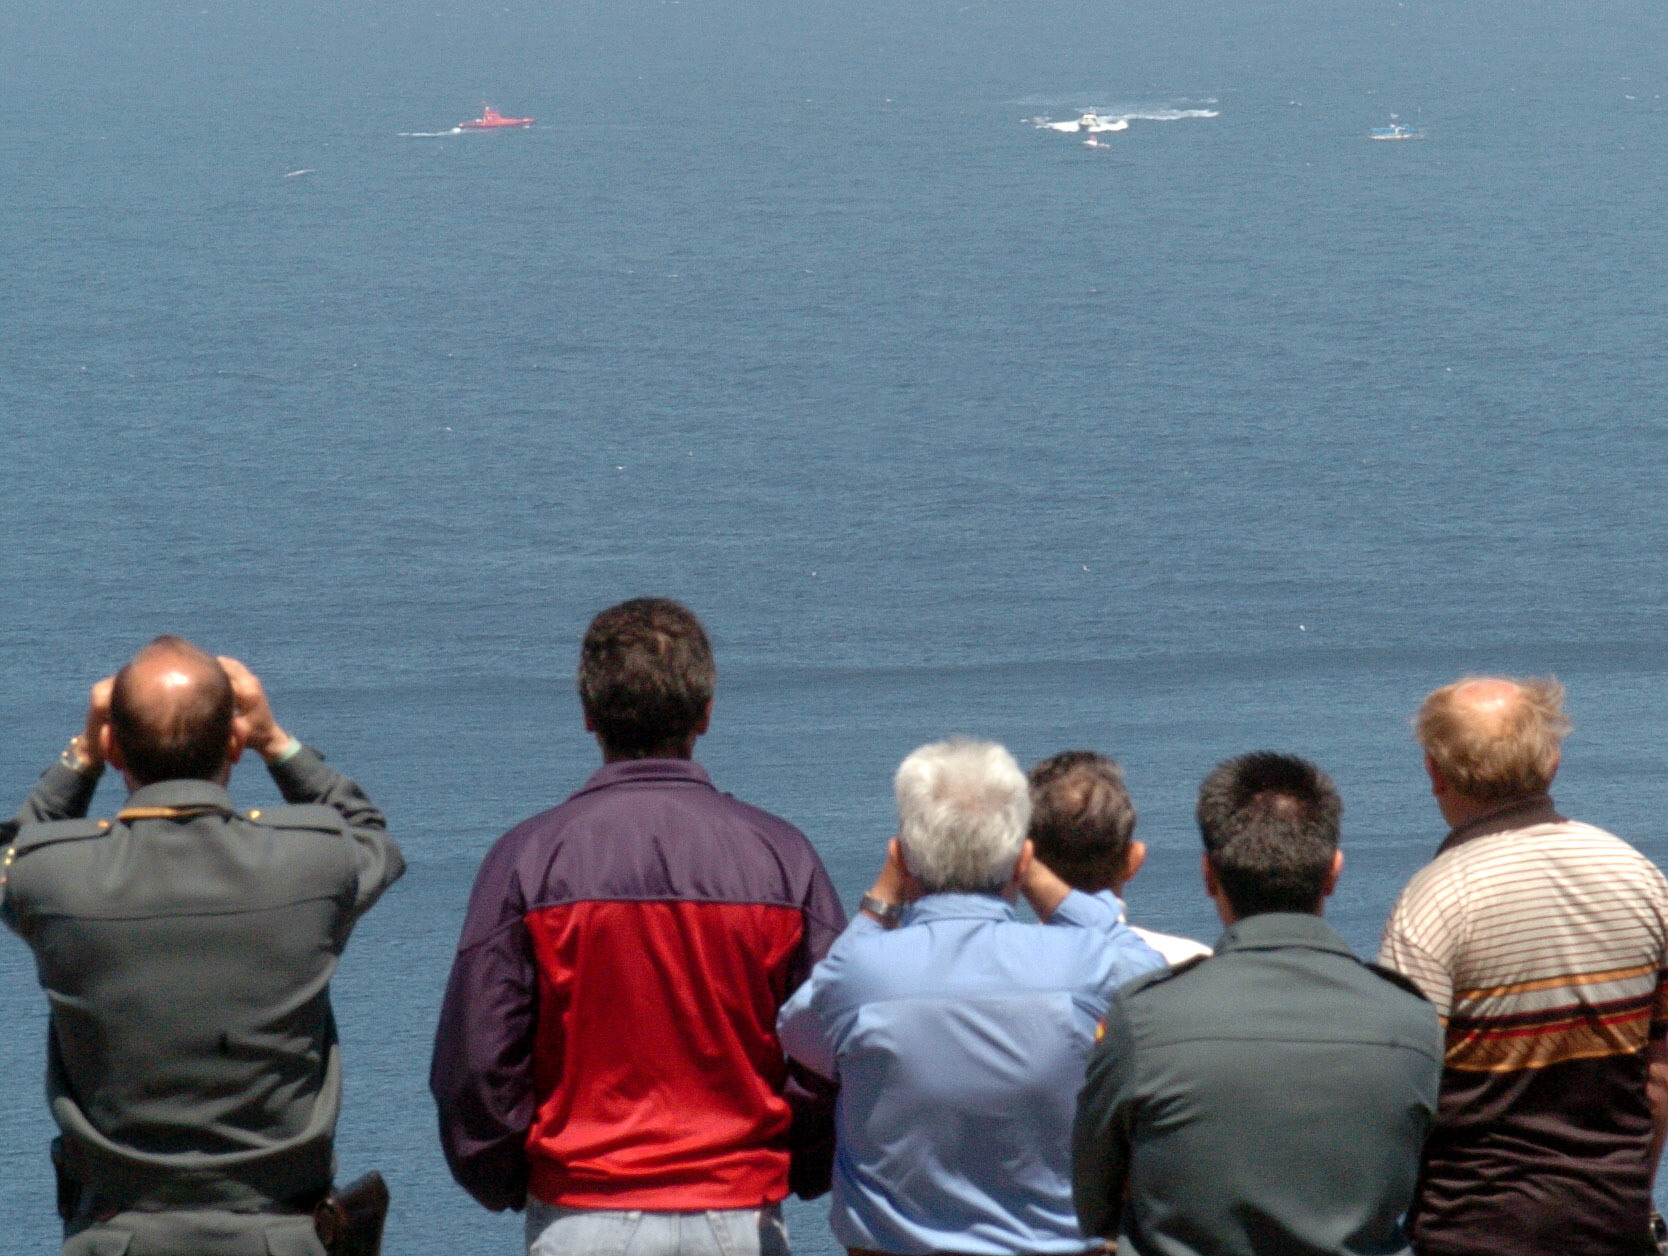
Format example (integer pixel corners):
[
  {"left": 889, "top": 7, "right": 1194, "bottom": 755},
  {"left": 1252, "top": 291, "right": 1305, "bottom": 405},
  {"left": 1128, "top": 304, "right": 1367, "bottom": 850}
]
[
  {"left": 398, "top": 127, "right": 466, "bottom": 138},
  {"left": 1031, "top": 103, "right": 1219, "bottom": 138},
  {"left": 1044, "top": 116, "right": 1130, "bottom": 134}
]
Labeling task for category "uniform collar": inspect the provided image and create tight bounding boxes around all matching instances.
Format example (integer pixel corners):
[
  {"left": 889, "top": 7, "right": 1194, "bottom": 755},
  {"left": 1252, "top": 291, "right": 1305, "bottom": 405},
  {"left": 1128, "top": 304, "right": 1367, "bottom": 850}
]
[
  {"left": 123, "top": 778, "right": 238, "bottom": 813},
  {"left": 901, "top": 892, "right": 1015, "bottom": 927},
  {"left": 1437, "top": 793, "right": 1563, "bottom": 856},
  {"left": 1215, "top": 911, "right": 1353, "bottom": 957},
  {"left": 573, "top": 757, "right": 716, "bottom": 798}
]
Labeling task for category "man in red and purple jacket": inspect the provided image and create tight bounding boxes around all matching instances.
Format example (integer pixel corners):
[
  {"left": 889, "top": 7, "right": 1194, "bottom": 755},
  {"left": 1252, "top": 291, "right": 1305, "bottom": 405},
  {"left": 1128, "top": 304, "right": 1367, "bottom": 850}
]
[{"left": 431, "top": 598, "right": 846, "bottom": 1256}]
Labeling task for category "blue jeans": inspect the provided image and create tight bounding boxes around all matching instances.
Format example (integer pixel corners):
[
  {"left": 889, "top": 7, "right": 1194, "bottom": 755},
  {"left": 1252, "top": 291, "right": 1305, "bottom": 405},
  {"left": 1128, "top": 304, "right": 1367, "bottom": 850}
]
[{"left": 525, "top": 1201, "right": 791, "bottom": 1256}]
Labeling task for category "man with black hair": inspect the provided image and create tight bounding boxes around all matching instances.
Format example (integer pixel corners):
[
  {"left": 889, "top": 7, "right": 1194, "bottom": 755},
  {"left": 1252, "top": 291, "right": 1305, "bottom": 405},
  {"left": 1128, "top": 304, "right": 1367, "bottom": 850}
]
[
  {"left": 3, "top": 637, "right": 403, "bottom": 1256},
  {"left": 432, "top": 598, "right": 845, "bottom": 1256},
  {"left": 1028, "top": 751, "right": 1209, "bottom": 965},
  {"left": 1072, "top": 751, "right": 1443, "bottom": 1256}
]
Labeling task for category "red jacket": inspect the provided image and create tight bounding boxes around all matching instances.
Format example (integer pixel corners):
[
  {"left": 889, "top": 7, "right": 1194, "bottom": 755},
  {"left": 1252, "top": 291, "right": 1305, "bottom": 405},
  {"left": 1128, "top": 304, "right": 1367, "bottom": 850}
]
[{"left": 431, "top": 759, "right": 845, "bottom": 1211}]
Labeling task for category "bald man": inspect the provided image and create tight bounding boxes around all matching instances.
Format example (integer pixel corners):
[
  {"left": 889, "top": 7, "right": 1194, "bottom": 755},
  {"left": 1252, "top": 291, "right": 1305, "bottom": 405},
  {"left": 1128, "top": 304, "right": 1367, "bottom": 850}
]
[
  {"left": 1380, "top": 677, "right": 1668, "bottom": 1256},
  {"left": 3, "top": 636, "right": 403, "bottom": 1256}
]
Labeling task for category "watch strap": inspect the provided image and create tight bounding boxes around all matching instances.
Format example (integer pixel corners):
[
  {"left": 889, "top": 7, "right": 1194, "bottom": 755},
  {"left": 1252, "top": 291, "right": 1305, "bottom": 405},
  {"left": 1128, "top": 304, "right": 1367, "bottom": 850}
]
[{"left": 859, "top": 894, "right": 904, "bottom": 926}]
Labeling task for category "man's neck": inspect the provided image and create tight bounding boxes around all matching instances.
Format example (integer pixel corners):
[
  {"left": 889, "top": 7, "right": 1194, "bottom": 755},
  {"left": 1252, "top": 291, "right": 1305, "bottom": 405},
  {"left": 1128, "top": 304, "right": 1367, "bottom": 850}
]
[
  {"left": 1440, "top": 791, "right": 1542, "bottom": 831},
  {"left": 600, "top": 741, "right": 696, "bottom": 764},
  {"left": 1439, "top": 793, "right": 1496, "bottom": 829}
]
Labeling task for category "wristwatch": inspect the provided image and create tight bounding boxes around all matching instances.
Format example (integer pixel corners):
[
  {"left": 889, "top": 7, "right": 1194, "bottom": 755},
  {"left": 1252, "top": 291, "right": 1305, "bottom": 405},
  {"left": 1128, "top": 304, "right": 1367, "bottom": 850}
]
[
  {"left": 60, "top": 735, "right": 103, "bottom": 779},
  {"left": 859, "top": 894, "right": 904, "bottom": 927}
]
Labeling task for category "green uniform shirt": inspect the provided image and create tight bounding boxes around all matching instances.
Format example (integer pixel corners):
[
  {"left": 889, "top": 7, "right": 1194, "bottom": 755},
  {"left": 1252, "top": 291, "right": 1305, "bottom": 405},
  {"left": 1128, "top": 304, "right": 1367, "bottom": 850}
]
[
  {"left": 3, "top": 747, "right": 403, "bottom": 1241},
  {"left": 1072, "top": 912, "right": 1442, "bottom": 1256}
]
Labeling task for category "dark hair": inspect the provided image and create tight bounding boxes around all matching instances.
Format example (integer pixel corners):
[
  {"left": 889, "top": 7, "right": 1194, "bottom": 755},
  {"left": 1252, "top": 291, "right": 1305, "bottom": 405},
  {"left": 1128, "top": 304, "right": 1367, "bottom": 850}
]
[
  {"left": 1196, "top": 752, "right": 1341, "bottom": 918},
  {"left": 578, "top": 598, "right": 716, "bottom": 757},
  {"left": 1027, "top": 751, "right": 1137, "bottom": 892},
  {"left": 108, "top": 636, "right": 235, "bottom": 785}
]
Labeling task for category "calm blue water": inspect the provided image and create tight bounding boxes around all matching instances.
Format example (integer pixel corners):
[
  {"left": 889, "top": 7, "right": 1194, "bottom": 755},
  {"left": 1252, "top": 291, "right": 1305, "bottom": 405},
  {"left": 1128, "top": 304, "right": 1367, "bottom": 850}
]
[{"left": 4, "top": 0, "right": 1668, "bottom": 1250}]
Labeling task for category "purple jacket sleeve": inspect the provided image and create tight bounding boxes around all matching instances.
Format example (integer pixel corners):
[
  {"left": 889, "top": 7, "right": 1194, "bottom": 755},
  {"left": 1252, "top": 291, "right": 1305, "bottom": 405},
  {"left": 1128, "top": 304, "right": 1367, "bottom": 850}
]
[
  {"left": 783, "top": 855, "right": 848, "bottom": 1199},
  {"left": 430, "top": 834, "right": 538, "bottom": 1212}
]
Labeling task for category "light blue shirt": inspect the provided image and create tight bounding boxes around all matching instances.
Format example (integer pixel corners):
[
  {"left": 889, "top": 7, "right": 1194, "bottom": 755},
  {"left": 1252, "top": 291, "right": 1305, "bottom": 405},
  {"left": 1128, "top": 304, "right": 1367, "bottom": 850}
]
[{"left": 777, "top": 891, "right": 1165, "bottom": 1256}]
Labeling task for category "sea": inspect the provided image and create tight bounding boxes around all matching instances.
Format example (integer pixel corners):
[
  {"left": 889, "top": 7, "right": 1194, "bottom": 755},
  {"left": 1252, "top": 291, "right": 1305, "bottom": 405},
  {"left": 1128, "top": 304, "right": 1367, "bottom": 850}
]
[{"left": 3, "top": 0, "right": 1667, "bottom": 1250}]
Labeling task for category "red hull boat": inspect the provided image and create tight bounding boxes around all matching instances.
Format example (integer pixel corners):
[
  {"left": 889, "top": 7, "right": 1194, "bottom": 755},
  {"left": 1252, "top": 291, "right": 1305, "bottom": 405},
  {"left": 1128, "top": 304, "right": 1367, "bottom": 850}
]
[{"left": 460, "top": 106, "right": 534, "bottom": 130}]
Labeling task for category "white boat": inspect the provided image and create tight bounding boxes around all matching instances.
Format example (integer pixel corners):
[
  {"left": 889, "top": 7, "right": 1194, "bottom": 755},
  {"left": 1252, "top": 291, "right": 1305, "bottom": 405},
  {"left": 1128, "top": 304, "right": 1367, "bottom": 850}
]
[{"left": 1370, "top": 118, "right": 1424, "bottom": 141}]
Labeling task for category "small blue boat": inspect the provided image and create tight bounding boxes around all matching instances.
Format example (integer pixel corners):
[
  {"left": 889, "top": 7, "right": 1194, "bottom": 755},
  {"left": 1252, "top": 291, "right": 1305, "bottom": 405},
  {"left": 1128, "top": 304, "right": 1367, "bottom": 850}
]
[{"left": 1371, "top": 117, "right": 1424, "bottom": 141}]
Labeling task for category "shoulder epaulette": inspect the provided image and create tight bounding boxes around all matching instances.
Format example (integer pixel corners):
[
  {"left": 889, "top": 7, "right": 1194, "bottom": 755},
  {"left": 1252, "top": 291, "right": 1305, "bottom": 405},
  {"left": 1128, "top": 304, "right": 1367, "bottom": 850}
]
[
  {"left": 11, "top": 817, "right": 116, "bottom": 855},
  {"left": 1364, "top": 961, "right": 1430, "bottom": 1001},
  {"left": 244, "top": 804, "right": 346, "bottom": 833}
]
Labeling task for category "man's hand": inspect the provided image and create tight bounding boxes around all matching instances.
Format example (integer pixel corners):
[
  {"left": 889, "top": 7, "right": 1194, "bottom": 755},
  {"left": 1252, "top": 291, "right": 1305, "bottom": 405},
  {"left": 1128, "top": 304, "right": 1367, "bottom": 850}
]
[
  {"left": 74, "top": 677, "right": 115, "bottom": 771},
  {"left": 1020, "top": 853, "right": 1074, "bottom": 922},
  {"left": 871, "top": 840, "right": 913, "bottom": 902},
  {"left": 859, "top": 839, "right": 919, "bottom": 925},
  {"left": 218, "top": 656, "right": 293, "bottom": 761}
]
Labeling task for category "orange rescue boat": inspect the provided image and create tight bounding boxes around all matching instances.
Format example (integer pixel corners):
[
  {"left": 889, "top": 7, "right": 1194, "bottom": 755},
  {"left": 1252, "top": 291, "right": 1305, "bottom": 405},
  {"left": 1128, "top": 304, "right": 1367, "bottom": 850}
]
[{"left": 460, "top": 105, "right": 534, "bottom": 130}]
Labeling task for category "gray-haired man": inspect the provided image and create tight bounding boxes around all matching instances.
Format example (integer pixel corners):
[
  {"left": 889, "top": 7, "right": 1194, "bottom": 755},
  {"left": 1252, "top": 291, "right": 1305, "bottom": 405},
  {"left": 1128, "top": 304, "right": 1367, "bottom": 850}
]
[{"left": 779, "top": 738, "right": 1162, "bottom": 1256}]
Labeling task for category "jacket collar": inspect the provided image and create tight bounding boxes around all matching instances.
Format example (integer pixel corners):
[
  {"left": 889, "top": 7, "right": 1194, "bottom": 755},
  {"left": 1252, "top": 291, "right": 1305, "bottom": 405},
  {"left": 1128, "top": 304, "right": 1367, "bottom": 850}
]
[
  {"left": 1437, "top": 793, "right": 1563, "bottom": 856},
  {"left": 123, "top": 778, "right": 239, "bottom": 814},
  {"left": 1215, "top": 911, "right": 1354, "bottom": 957},
  {"left": 902, "top": 892, "right": 1015, "bottom": 927},
  {"left": 571, "top": 757, "right": 716, "bottom": 800}
]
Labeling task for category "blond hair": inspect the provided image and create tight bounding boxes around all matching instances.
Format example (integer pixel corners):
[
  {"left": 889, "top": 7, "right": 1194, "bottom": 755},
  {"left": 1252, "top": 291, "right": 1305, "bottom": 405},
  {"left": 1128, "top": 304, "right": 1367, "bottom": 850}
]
[{"left": 1415, "top": 676, "right": 1570, "bottom": 801}]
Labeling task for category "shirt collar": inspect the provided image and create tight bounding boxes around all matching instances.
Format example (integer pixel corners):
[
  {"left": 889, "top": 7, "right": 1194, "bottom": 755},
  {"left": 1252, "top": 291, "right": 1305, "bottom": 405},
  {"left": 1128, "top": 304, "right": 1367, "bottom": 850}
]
[
  {"left": 901, "top": 892, "right": 1016, "bottom": 927},
  {"left": 572, "top": 757, "right": 716, "bottom": 799},
  {"left": 1437, "top": 793, "right": 1563, "bottom": 856},
  {"left": 1214, "top": 911, "right": 1354, "bottom": 957},
  {"left": 123, "top": 778, "right": 238, "bottom": 813}
]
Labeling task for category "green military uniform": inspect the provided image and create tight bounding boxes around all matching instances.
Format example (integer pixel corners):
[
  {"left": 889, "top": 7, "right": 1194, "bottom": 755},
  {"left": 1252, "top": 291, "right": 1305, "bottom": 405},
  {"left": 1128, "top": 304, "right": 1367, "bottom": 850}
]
[
  {"left": 3, "top": 746, "right": 404, "bottom": 1256},
  {"left": 1071, "top": 912, "right": 1443, "bottom": 1256}
]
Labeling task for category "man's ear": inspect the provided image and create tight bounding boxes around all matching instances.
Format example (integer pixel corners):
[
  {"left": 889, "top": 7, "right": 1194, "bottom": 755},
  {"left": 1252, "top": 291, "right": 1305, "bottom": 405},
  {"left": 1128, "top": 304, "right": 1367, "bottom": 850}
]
[
  {"left": 99, "top": 725, "right": 124, "bottom": 773},
  {"left": 1013, "top": 839, "right": 1035, "bottom": 884},
  {"left": 1202, "top": 853, "right": 1236, "bottom": 926},
  {"left": 1200, "top": 853, "right": 1220, "bottom": 900},
  {"left": 1424, "top": 754, "right": 1446, "bottom": 797},
  {"left": 693, "top": 699, "right": 712, "bottom": 738},
  {"left": 1120, "top": 840, "right": 1147, "bottom": 886},
  {"left": 226, "top": 724, "right": 246, "bottom": 768},
  {"left": 1322, "top": 849, "right": 1344, "bottom": 898}
]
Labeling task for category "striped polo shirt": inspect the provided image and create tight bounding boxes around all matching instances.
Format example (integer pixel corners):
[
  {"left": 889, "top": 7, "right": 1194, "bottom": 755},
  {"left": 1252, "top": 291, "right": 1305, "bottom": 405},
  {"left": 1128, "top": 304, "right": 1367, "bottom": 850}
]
[{"left": 1380, "top": 795, "right": 1668, "bottom": 1256}]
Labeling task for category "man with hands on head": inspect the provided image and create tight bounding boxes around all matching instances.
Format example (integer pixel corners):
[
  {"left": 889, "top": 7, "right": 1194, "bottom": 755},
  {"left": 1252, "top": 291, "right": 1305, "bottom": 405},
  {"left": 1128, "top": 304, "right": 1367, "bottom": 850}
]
[
  {"left": 1027, "top": 751, "right": 1211, "bottom": 967},
  {"left": 4, "top": 635, "right": 403, "bottom": 1256},
  {"left": 777, "top": 738, "right": 1164, "bottom": 1256}
]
